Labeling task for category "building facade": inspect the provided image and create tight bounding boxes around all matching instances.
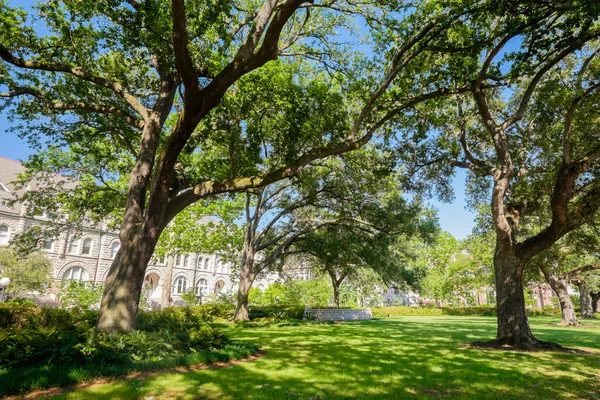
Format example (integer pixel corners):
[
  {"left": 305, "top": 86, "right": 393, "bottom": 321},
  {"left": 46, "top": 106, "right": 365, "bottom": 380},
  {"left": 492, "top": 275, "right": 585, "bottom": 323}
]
[{"left": 0, "top": 156, "right": 277, "bottom": 305}]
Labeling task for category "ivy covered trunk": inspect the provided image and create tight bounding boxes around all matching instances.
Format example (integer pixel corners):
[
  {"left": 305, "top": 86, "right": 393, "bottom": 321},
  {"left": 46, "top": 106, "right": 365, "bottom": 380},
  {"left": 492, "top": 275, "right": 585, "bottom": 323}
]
[
  {"left": 548, "top": 277, "right": 579, "bottom": 326},
  {"left": 492, "top": 249, "right": 540, "bottom": 348}
]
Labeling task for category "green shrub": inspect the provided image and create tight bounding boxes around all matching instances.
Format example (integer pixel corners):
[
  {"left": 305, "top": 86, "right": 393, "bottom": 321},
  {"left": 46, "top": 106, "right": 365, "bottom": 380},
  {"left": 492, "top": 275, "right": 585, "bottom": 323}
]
[
  {"left": 372, "top": 305, "right": 561, "bottom": 318},
  {"left": 0, "top": 303, "right": 236, "bottom": 373},
  {"left": 249, "top": 305, "right": 305, "bottom": 320}
]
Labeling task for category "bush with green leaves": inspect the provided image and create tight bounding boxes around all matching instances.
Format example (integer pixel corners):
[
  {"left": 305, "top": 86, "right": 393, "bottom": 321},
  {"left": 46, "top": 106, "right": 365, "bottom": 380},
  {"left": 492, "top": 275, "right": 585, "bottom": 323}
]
[
  {"left": 60, "top": 281, "right": 104, "bottom": 310},
  {"left": 372, "top": 305, "right": 561, "bottom": 318},
  {"left": 0, "top": 247, "right": 52, "bottom": 300},
  {"left": 0, "top": 304, "right": 232, "bottom": 371},
  {"left": 248, "top": 276, "right": 332, "bottom": 308}
]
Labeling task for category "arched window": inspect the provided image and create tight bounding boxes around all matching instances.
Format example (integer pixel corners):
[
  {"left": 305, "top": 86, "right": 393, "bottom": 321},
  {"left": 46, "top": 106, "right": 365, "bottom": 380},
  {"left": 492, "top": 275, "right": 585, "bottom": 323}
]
[
  {"left": 183, "top": 254, "right": 189, "bottom": 268},
  {"left": 174, "top": 276, "right": 187, "bottom": 294},
  {"left": 69, "top": 238, "right": 80, "bottom": 253},
  {"left": 257, "top": 283, "right": 265, "bottom": 291},
  {"left": 82, "top": 238, "right": 92, "bottom": 255},
  {"left": 63, "top": 266, "right": 89, "bottom": 282},
  {"left": 197, "top": 257, "right": 203, "bottom": 269},
  {"left": 175, "top": 254, "right": 181, "bottom": 267},
  {"left": 110, "top": 242, "right": 120, "bottom": 258},
  {"left": 214, "top": 280, "right": 225, "bottom": 294},
  {"left": 196, "top": 278, "right": 209, "bottom": 295},
  {"left": 0, "top": 225, "right": 9, "bottom": 245},
  {"left": 204, "top": 258, "right": 209, "bottom": 270}
]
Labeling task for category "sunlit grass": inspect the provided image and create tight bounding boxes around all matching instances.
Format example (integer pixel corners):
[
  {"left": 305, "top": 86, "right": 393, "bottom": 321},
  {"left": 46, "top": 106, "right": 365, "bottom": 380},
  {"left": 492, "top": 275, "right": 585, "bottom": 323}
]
[{"left": 53, "top": 316, "right": 600, "bottom": 399}]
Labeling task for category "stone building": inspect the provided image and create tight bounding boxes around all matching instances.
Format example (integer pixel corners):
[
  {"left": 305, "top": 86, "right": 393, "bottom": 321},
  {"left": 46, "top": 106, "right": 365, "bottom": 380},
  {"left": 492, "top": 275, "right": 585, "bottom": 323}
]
[{"left": 0, "top": 156, "right": 276, "bottom": 304}]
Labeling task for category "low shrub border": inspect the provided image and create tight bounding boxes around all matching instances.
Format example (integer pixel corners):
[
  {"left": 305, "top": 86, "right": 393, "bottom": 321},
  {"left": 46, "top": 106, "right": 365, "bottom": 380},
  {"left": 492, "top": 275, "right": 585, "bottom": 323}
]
[
  {"left": 0, "top": 342, "right": 258, "bottom": 396},
  {"left": 372, "top": 305, "right": 562, "bottom": 318}
]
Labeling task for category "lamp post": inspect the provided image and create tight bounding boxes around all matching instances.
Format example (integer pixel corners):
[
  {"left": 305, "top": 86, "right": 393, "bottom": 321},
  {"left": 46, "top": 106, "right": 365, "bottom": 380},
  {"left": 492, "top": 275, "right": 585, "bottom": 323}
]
[{"left": 0, "top": 277, "right": 10, "bottom": 302}]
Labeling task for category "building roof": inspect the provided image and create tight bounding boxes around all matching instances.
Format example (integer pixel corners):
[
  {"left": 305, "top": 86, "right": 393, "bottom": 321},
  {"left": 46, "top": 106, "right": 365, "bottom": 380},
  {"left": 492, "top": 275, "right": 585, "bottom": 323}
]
[{"left": 0, "top": 156, "right": 27, "bottom": 192}]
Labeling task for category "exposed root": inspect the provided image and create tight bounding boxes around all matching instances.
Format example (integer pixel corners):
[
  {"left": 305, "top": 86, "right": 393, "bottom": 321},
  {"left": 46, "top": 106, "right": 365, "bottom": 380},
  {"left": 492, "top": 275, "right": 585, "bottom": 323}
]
[
  {"left": 470, "top": 339, "right": 589, "bottom": 353},
  {"left": 556, "top": 321, "right": 581, "bottom": 327}
]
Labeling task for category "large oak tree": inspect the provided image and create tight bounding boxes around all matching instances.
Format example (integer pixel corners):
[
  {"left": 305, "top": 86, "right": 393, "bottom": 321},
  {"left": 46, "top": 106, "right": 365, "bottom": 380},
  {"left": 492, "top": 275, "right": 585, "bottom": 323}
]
[{"left": 0, "top": 0, "right": 496, "bottom": 332}]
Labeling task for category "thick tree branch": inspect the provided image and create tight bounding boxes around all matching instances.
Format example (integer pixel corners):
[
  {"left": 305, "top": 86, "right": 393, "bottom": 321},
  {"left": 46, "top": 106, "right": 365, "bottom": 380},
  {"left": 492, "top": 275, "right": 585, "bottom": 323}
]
[
  {"left": 171, "top": 0, "right": 200, "bottom": 100},
  {"left": 567, "top": 263, "right": 600, "bottom": 280},
  {"left": 0, "top": 43, "right": 149, "bottom": 120},
  {"left": 0, "top": 86, "right": 144, "bottom": 128}
]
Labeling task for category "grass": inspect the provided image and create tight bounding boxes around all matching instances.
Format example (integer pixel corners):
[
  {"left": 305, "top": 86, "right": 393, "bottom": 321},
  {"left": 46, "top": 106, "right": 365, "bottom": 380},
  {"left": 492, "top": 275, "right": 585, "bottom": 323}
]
[{"left": 36, "top": 316, "right": 600, "bottom": 399}]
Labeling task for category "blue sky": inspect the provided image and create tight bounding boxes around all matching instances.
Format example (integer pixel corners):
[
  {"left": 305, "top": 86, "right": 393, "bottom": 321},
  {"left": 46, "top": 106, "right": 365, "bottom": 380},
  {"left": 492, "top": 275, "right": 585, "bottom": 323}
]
[{"left": 0, "top": 0, "right": 478, "bottom": 240}]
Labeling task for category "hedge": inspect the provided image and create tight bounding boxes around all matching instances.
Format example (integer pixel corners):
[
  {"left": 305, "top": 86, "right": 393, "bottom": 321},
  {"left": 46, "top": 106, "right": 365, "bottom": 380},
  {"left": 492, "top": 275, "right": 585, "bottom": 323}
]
[{"left": 372, "top": 305, "right": 562, "bottom": 318}]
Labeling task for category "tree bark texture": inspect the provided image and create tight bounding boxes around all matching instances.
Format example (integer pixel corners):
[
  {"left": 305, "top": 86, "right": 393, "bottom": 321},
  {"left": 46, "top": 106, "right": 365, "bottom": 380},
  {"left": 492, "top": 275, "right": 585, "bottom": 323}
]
[
  {"left": 548, "top": 276, "right": 579, "bottom": 326},
  {"left": 492, "top": 250, "right": 541, "bottom": 348},
  {"left": 234, "top": 257, "right": 255, "bottom": 322},
  {"left": 96, "top": 229, "right": 158, "bottom": 332},
  {"left": 161, "top": 255, "right": 175, "bottom": 308},
  {"left": 579, "top": 282, "right": 595, "bottom": 319},
  {"left": 592, "top": 292, "right": 599, "bottom": 313}
]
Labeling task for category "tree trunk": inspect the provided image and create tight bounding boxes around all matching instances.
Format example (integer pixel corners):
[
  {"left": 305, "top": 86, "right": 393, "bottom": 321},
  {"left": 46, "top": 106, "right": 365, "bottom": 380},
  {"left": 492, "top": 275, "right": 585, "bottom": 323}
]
[
  {"left": 327, "top": 270, "right": 342, "bottom": 308},
  {"left": 579, "top": 282, "right": 595, "bottom": 319},
  {"left": 592, "top": 292, "right": 599, "bottom": 313},
  {"left": 234, "top": 259, "right": 255, "bottom": 322},
  {"left": 546, "top": 276, "right": 579, "bottom": 326},
  {"left": 161, "top": 255, "right": 175, "bottom": 308},
  {"left": 96, "top": 229, "right": 157, "bottom": 332},
  {"left": 491, "top": 250, "right": 541, "bottom": 349},
  {"left": 332, "top": 283, "right": 340, "bottom": 308}
]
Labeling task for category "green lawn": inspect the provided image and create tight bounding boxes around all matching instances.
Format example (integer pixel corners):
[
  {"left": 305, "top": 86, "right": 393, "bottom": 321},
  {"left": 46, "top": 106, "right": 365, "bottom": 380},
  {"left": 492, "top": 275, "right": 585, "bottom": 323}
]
[{"left": 53, "top": 316, "right": 600, "bottom": 399}]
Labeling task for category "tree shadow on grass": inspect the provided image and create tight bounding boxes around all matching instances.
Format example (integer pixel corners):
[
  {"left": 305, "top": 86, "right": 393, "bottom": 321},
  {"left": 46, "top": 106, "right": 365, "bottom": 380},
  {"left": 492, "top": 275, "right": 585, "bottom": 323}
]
[{"left": 54, "top": 317, "right": 600, "bottom": 400}]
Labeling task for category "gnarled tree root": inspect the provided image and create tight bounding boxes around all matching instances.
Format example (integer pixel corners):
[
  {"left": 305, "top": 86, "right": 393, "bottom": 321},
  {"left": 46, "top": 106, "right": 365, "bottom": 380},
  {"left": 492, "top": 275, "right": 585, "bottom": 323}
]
[{"left": 470, "top": 338, "right": 588, "bottom": 353}]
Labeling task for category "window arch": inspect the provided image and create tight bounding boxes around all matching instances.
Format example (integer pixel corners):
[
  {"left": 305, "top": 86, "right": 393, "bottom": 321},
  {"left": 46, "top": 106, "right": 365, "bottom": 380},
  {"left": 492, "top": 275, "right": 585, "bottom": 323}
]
[
  {"left": 0, "top": 225, "right": 9, "bottom": 245},
  {"left": 257, "top": 283, "right": 265, "bottom": 291},
  {"left": 204, "top": 258, "right": 209, "bottom": 270},
  {"left": 183, "top": 254, "right": 189, "bottom": 268},
  {"left": 69, "top": 238, "right": 80, "bottom": 254},
  {"left": 197, "top": 257, "right": 203, "bottom": 269},
  {"left": 175, "top": 254, "right": 181, "bottom": 267},
  {"left": 196, "top": 278, "right": 209, "bottom": 295},
  {"left": 214, "top": 279, "right": 225, "bottom": 294},
  {"left": 174, "top": 276, "right": 187, "bottom": 294},
  {"left": 110, "top": 242, "right": 120, "bottom": 258},
  {"left": 63, "top": 266, "right": 89, "bottom": 282},
  {"left": 82, "top": 238, "right": 93, "bottom": 255}
]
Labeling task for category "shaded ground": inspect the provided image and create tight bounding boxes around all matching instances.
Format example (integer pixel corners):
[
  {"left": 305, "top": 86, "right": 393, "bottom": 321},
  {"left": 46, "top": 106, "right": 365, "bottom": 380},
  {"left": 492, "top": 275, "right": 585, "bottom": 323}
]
[{"left": 52, "top": 316, "right": 600, "bottom": 399}]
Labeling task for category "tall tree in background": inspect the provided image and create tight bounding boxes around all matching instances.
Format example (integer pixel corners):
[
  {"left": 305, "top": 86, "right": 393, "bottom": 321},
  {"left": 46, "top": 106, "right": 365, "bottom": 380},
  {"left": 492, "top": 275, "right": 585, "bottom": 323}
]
[
  {"left": 532, "top": 226, "right": 600, "bottom": 325},
  {"left": 0, "top": 0, "right": 493, "bottom": 331},
  {"left": 295, "top": 189, "right": 437, "bottom": 308},
  {"left": 153, "top": 196, "right": 244, "bottom": 307},
  {"left": 233, "top": 146, "right": 409, "bottom": 320},
  {"left": 405, "top": 4, "right": 600, "bottom": 348}
]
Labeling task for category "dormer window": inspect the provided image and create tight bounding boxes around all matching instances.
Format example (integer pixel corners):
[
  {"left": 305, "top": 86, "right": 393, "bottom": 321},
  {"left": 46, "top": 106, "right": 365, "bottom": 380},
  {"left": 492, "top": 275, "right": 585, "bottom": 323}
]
[{"left": 1, "top": 199, "right": 13, "bottom": 209}]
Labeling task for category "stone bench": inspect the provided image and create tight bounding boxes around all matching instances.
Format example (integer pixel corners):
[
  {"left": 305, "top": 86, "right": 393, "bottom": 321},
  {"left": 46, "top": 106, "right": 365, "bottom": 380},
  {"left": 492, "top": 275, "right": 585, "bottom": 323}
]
[{"left": 304, "top": 308, "right": 373, "bottom": 321}]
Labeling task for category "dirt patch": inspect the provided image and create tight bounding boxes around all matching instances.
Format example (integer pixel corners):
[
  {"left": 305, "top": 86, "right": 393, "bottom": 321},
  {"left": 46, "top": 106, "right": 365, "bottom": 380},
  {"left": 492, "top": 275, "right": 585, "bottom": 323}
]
[{"left": 5, "top": 350, "right": 267, "bottom": 400}]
